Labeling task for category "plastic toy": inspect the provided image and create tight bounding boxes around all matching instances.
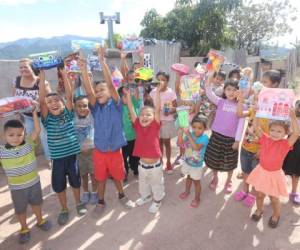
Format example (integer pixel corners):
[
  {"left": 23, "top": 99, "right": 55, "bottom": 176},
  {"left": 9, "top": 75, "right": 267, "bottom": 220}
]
[
  {"left": 180, "top": 74, "right": 201, "bottom": 101},
  {"left": 30, "top": 51, "right": 63, "bottom": 70},
  {"left": 121, "top": 37, "right": 144, "bottom": 53},
  {"left": 87, "top": 55, "right": 102, "bottom": 71},
  {"left": 112, "top": 68, "right": 123, "bottom": 88},
  {"left": 0, "top": 97, "right": 33, "bottom": 118},
  {"left": 176, "top": 106, "right": 190, "bottom": 128},
  {"left": 206, "top": 50, "right": 225, "bottom": 72},
  {"left": 171, "top": 63, "right": 190, "bottom": 76},
  {"left": 71, "top": 40, "right": 104, "bottom": 51},
  {"left": 64, "top": 52, "right": 91, "bottom": 74},
  {"left": 252, "top": 81, "right": 264, "bottom": 94},
  {"left": 134, "top": 67, "right": 154, "bottom": 81},
  {"left": 239, "top": 76, "right": 249, "bottom": 90}
]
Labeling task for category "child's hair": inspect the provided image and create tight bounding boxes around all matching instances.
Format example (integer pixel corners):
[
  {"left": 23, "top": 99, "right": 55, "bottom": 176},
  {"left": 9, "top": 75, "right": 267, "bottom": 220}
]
[
  {"left": 74, "top": 95, "right": 88, "bottom": 103},
  {"left": 295, "top": 100, "right": 300, "bottom": 117},
  {"left": 126, "top": 70, "right": 135, "bottom": 77},
  {"left": 269, "top": 120, "right": 290, "bottom": 133},
  {"left": 19, "top": 58, "right": 40, "bottom": 76},
  {"left": 222, "top": 79, "right": 239, "bottom": 99},
  {"left": 262, "top": 70, "right": 282, "bottom": 87},
  {"left": 191, "top": 114, "right": 207, "bottom": 129},
  {"left": 140, "top": 105, "right": 155, "bottom": 114},
  {"left": 117, "top": 86, "right": 125, "bottom": 98},
  {"left": 228, "top": 69, "right": 241, "bottom": 79},
  {"left": 46, "top": 92, "right": 65, "bottom": 104},
  {"left": 213, "top": 71, "right": 226, "bottom": 80},
  {"left": 4, "top": 119, "right": 24, "bottom": 131},
  {"left": 194, "top": 61, "right": 201, "bottom": 68},
  {"left": 156, "top": 71, "right": 170, "bottom": 82},
  {"left": 94, "top": 81, "right": 106, "bottom": 86},
  {"left": 202, "top": 57, "right": 208, "bottom": 64}
]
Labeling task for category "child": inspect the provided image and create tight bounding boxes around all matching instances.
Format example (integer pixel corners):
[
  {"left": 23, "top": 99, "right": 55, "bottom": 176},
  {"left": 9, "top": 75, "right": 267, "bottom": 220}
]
[
  {"left": 178, "top": 114, "right": 209, "bottom": 208},
  {"left": 283, "top": 100, "right": 300, "bottom": 205},
  {"left": 204, "top": 73, "right": 245, "bottom": 193},
  {"left": 124, "top": 83, "right": 165, "bottom": 213},
  {"left": 118, "top": 86, "right": 141, "bottom": 181},
  {"left": 228, "top": 68, "right": 241, "bottom": 80},
  {"left": 234, "top": 69, "right": 282, "bottom": 206},
  {"left": 150, "top": 71, "right": 177, "bottom": 174},
  {"left": 79, "top": 47, "right": 134, "bottom": 215},
  {"left": 0, "top": 107, "right": 52, "bottom": 244},
  {"left": 74, "top": 95, "right": 98, "bottom": 204},
  {"left": 39, "top": 69, "right": 87, "bottom": 226},
  {"left": 247, "top": 110, "right": 299, "bottom": 228}
]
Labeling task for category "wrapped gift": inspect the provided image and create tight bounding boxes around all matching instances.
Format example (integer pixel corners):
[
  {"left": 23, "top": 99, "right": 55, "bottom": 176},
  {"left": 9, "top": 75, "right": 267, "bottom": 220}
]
[
  {"left": 180, "top": 74, "right": 201, "bottom": 101},
  {"left": 0, "top": 97, "right": 33, "bottom": 118},
  {"left": 30, "top": 51, "right": 63, "bottom": 70}
]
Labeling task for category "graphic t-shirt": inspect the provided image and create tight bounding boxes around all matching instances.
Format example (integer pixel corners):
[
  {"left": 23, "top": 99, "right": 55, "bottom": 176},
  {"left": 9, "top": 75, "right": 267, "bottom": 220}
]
[{"left": 74, "top": 114, "right": 94, "bottom": 151}]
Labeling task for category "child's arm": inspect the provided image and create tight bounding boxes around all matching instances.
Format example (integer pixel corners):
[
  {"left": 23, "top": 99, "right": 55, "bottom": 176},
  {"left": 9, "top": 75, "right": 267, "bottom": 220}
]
[
  {"left": 175, "top": 72, "right": 181, "bottom": 96},
  {"left": 30, "top": 103, "right": 41, "bottom": 142},
  {"left": 253, "top": 115, "right": 263, "bottom": 138},
  {"left": 60, "top": 69, "right": 73, "bottom": 111},
  {"left": 288, "top": 108, "right": 300, "bottom": 146},
  {"left": 120, "top": 51, "right": 129, "bottom": 79},
  {"left": 124, "top": 88, "right": 137, "bottom": 124},
  {"left": 205, "top": 73, "right": 221, "bottom": 106},
  {"left": 137, "top": 50, "right": 144, "bottom": 68},
  {"left": 78, "top": 57, "right": 97, "bottom": 106},
  {"left": 177, "top": 129, "right": 184, "bottom": 147},
  {"left": 183, "top": 127, "right": 203, "bottom": 151},
  {"left": 237, "top": 90, "right": 250, "bottom": 118},
  {"left": 39, "top": 70, "right": 48, "bottom": 118},
  {"left": 154, "top": 84, "right": 162, "bottom": 123},
  {"left": 98, "top": 47, "right": 119, "bottom": 102}
]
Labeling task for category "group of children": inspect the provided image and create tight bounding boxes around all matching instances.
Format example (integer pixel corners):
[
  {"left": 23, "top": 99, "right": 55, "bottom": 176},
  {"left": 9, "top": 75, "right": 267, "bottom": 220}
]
[{"left": 1, "top": 48, "right": 300, "bottom": 244}]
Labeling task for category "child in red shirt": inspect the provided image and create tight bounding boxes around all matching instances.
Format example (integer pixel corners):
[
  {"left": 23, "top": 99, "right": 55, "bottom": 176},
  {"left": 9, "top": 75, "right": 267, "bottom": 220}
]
[
  {"left": 124, "top": 84, "right": 164, "bottom": 213},
  {"left": 247, "top": 109, "right": 299, "bottom": 228}
]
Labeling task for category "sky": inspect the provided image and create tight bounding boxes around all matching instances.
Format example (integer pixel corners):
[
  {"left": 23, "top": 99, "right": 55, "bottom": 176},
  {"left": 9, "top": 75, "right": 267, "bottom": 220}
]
[{"left": 0, "top": 0, "right": 299, "bottom": 45}]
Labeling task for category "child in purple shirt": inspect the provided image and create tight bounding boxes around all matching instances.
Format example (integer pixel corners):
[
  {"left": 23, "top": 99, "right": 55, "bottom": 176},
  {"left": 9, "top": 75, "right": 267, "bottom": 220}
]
[{"left": 204, "top": 73, "right": 245, "bottom": 194}]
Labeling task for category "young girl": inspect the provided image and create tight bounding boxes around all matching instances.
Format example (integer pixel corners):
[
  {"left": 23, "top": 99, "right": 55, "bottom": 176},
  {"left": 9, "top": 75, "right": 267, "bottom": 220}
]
[
  {"left": 204, "top": 74, "right": 245, "bottom": 193},
  {"left": 125, "top": 84, "right": 164, "bottom": 213},
  {"left": 247, "top": 110, "right": 299, "bottom": 228},
  {"left": 178, "top": 114, "right": 209, "bottom": 208},
  {"left": 283, "top": 100, "right": 300, "bottom": 205},
  {"left": 150, "top": 71, "right": 177, "bottom": 174}
]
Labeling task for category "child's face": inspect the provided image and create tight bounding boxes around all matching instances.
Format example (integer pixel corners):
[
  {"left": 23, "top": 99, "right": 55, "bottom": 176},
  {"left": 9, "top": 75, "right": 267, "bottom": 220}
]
[
  {"left": 224, "top": 85, "right": 237, "bottom": 101},
  {"left": 261, "top": 76, "right": 273, "bottom": 88},
  {"left": 192, "top": 122, "right": 205, "bottom": 137},
  {"left": 157, "top": 75, "right": 168, "bottom": 90},
  {"left": 230, "top": 73, "right": 241, "bottom": 81},
  {"left": 75, "top": 98, "right": 90, "bottom": 118},
  {"left": 127, "top": 73, "right": 135, "bottom": 83},
  {"left": 215, "top": 76, "right": 225, "bottom": 86},
  {"left": 95, "top": 83, "right": 111, "bottom": 104},
  {"left": 139, "top": 107, "right": 155, "bottom": 127},
  {"left": 269, "top": 124, "right": 286, "bottom": 141},
  {"left": 19, "top": 61, "right": 33, "bottom": 78},
  {"left": 5, "top": 127, "right": 25, "bottom": 147},
  {"left": 46, "top": 95, "right": 65, "bottom": 116}
]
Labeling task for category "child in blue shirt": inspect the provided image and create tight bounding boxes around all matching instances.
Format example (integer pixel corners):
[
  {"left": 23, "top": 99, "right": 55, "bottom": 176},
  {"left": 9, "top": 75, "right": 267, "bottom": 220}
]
[
  {"left": 79, "top": 47, "right": 134, "bottom": 215},
  {"left": 178, "top": 114, "right": 209, "bottom": 208}
]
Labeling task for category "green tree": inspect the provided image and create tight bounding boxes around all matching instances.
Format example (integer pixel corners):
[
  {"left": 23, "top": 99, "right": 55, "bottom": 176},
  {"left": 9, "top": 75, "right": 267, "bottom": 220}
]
[{"left": 228, "top": 0, "right": 297, "bottom": 53}]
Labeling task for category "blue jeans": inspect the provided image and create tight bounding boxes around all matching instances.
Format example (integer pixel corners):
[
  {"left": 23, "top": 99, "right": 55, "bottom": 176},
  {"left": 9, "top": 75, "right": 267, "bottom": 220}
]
[
  {"left": 23, "top": 115, "right": 50, "bottom": 160},
  {"left": 240, "top": 148, "right": 258, "bottom": 175}
]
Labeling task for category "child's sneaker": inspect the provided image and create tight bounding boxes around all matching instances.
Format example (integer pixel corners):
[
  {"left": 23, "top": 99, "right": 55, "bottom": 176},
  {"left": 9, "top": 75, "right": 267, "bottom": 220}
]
[
  {"left": 234, "top": 191, "right": 247, "bottom": 201},
  {"left": 148, "top": 201, "right": 161, "bottom": 213},
  {"left": 57, "top": 209, "right": 69, "bottom": 226},
  {"left": 90, "top": 192, "right": 99, "bottom": 205},
  {"left": 19, "top": 229, "right": 30, "bottom": 244},
  {"left": 76, "top": 202, "right": 87, "bottom": 216},
  {"left": 81, "top": 192, "right": 90, "bottom": 204},
  {"left": 243, "top": 193, "right": 256, "bottom": 207},
  {"left": 37, "top": 219, "right": 52, "bottom": 231},
  {"left": 289, "top": 193, "right": 300, "bottom": 205},
  {"left": 136, "top": 196, "right": 152, "bottom": 206},
  {"left": 119, "top": 196, "right": 135, "bottom": 209}
]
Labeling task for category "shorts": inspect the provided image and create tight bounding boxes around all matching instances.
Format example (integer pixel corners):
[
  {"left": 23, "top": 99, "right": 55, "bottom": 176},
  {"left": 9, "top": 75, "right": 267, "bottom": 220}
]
[
  {"left": 160, "top": 120, "right": 177, "bottom": 139},
  {"left": 181, "top": 161, "right": 204, "bottom": 181},
  {"left": 11, "top": 181, "right": 43, "bottom": 214},
  {"left": 240, "top": 148, "right": 258, "bottom": 175},
  {"left": 78, "top": 149, "right": 94, "bottom": 176},
  {"left": 93, "top": 149, "right": 125, "bottom": 181},
  {"left": 52, "top": 154, "right": 81, "bottom": 193}
]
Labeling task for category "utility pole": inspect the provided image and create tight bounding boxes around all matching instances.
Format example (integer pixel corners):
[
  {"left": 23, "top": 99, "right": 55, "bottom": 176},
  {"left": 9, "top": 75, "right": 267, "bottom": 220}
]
[{"left": 99, "top": 12, "right": 120, "bottom": 48}]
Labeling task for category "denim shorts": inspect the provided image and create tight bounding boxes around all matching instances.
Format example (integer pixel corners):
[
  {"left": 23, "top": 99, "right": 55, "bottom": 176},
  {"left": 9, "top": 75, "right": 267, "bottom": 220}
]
[
  {"left": 52, "top": 154, "right": 81, "bottom": 193},
  {"left": 240, "top": 148, "right": 258, "bottom": 175}
]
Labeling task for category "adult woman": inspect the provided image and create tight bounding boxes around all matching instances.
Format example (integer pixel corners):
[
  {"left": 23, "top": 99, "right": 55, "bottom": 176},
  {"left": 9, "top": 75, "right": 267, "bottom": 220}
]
[{"left": 13, "top": 58, "right": 52, "bottom": 167}]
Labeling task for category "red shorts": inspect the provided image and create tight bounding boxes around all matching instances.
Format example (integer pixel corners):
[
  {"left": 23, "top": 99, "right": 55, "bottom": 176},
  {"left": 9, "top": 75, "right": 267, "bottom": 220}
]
[{"left": 93, "top": 149, "right": 125, "bottom": 181}]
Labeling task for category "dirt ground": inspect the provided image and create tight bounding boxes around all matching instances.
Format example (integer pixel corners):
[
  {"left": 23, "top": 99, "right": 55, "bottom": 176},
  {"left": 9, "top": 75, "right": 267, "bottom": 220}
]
[{"left": 1, "top": 70, "right": 300, "bottom": 250}]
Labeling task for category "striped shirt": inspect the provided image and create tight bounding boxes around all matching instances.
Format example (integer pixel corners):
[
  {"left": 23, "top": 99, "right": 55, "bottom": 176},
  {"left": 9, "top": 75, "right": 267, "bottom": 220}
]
[
  {"left": 42, "top": 108, "right": 80, "bottom": 159},
  {"left": 0, "top": 138, "right": 40, "bottom": 190}
]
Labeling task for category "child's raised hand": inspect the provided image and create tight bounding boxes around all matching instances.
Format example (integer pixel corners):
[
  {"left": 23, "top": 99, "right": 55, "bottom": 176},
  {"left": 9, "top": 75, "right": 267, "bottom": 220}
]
[
  {"left": 78, "top": 58, "right": 88, "bottom": 71},
  {"left": 39, "top": 69, "right": 45, "bottom": 79},
  {"left": 290, "top": 107, "right": 296, "bottom": 119},
  {"left": 120, "top": 50, "right": 127, "bottom": 59},
  {"left": 97, "top": 46, "right": 107, "bottom": 60},
  {"left": 183, "top": 127, "right": 190, "bottom": 135},
  {"left": 237, "top": 90, "right": 244, "bottom": 102},
  {"left": 31, "top": 100, "right": 39, "bottom": 113}
]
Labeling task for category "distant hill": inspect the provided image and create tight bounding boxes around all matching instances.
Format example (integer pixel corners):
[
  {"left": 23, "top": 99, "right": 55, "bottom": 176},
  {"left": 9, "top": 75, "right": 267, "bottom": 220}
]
[{"left": 0, "top": 35, "right": 102, "bottom": 60}]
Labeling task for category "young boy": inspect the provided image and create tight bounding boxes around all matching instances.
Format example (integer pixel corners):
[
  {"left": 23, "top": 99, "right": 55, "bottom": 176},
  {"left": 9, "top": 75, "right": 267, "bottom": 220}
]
[
  {"left": 79, "top": 47, "right": 134, "bottom": 215},
  {"left": 39, "top": 69, "right": 87, "bottom": 226},
  {"left": 118, "top": 86, "right": 141, "bottom": 181},
  {"left": 74, "top": 95, "right": 98, "bottom": 204},
  {"left": 0, "top": 106, "right": 52, "bottom": 244}
]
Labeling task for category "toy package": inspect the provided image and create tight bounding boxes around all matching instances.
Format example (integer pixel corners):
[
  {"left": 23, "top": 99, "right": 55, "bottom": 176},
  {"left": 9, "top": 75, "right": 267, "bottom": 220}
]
[
  {"left": 71, "top": 39, "right": 104, "bottom": 51},
  {"left": 134, "top": 67, "right": 154, "bottom": 81},
  {"left": 180, "top": 74, "right": 201, "bottom": 101},
  {"left": 64, "top": 52, "right": 91, "bottom": 74},
  {"left": 176, "top": 106, "right": 190, "bottom": 128},
  {"left": 30, "top": 51, "right": 64, "bottom": 70},
  {"left": 87, "top": 55, "right": 102, "bottom": 71},
  {"left": 206, "top": 50, "right": 225, "bottom": 72},
  {"left": 121, "top": 37, "right": 144, "bottom": 53},
  {"left": 111, "top": 68, "right": 123, "bottom": 88},
  {"left": 0, "top": 97, "right": 33, "bottom": 118},
  {"left": 256, "top": 87, "right": 295, "bottom": 121},
  {"left": 171, "top": 63, "right": 190, "bottom": 76}
]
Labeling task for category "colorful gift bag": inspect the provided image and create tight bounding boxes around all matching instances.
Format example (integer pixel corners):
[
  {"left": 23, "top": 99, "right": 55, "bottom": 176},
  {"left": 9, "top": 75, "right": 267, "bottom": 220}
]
[
  {"left": 176, "top": 106, "right": 190, "bottom": 128},
  {"left": 180, "top": 74, "right": 201, "bottom": 101}
]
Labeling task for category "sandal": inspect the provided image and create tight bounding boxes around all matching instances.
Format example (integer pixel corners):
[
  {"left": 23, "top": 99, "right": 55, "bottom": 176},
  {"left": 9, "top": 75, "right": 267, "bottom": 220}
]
[
  {"left": 209, "top": 176, "right": 218, "bottom": 190},
  {"left": 243, "top": 193, "right": 256, "bottom": 207},
  {"left": 179, "top": 192, "right": 190, "bottom": 200},
  {"left": 268, "top": 216, "right": 280, "bottom": 228},
  {"left": 190, "top": 199, "right": 200, "bottom": 208},
  {"left": 224, "top": 181, "right": 233, "bottom": 194},
  {"left": 19, "top": 229, "right": 30, "bottom": 244},
  {"left": 234, "top": 191, "right": 247, "bottom": 201},
  {"left": 251, "top": 210, "right": 263, "bottom": 222}
]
